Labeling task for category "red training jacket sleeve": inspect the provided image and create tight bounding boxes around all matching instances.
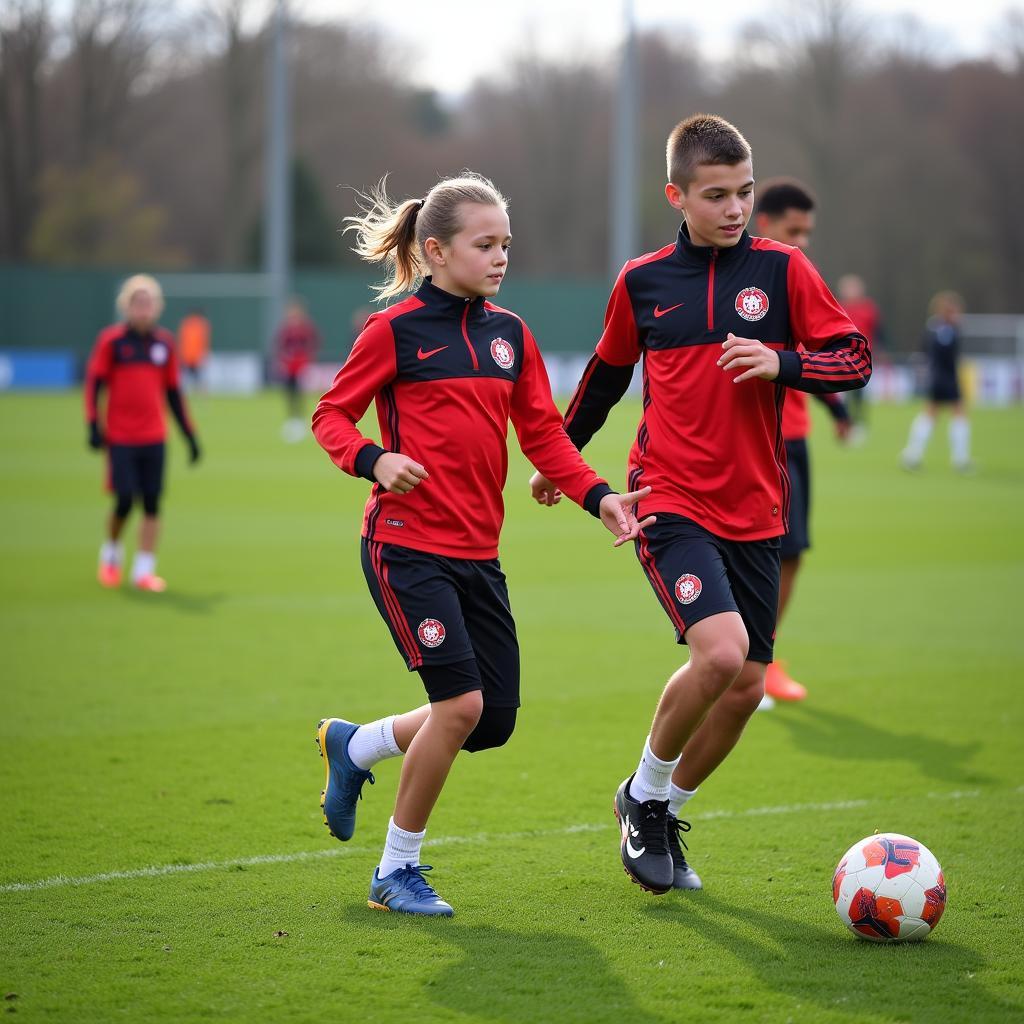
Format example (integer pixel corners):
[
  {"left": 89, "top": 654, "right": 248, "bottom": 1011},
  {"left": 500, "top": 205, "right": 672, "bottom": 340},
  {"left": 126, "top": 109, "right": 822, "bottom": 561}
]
[
  {"left": 594, "top": 264, "right": 642, "bottom": 367},
  {"left": 777, "top": 249, "right": 872, "bottom": 394},
  {"left": 562, "top": 265, "right": 640, "bottom": 449},
  {"left": 84, "top": 329, "right": 114, "bottom": 424},
  {"left": 312, "top": 315, "right": 397, "bottom": 477},
  {"left": 161, "top": 330, "right": 182, "bottom": 390},
  {"left": 511, "top": 323, "right": 612, "bottom": 515}
]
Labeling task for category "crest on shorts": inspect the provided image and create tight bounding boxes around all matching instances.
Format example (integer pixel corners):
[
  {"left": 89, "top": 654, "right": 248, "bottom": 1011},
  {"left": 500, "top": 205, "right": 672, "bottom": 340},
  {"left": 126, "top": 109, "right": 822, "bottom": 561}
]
[
  {"left": 735, "top": 287, "right": 769, "bottom": 322},
  {"left": 150, "top": 342, "right": 169, "bottom": 365},
  {"left": 490, "top": 337, "right": 515, "bottom": 370},
  {"left": 417, "top": 618, "right": 446, "bottom": 648},
  {"left": 674, "top": 574, "right": 702, "bottom": 605}
]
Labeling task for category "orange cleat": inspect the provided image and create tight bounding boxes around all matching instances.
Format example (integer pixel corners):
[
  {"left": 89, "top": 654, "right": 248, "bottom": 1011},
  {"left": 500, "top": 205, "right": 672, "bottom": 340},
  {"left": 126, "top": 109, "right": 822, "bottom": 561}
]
[
  {"left": 97, "top": 563, "right": 122, "bottom": 588},
  {"left": 764, "top": 661, "right": 807, "bottom": 702},
  {"left": 134, "top": 574, "right": 167, "bottom": 593}
]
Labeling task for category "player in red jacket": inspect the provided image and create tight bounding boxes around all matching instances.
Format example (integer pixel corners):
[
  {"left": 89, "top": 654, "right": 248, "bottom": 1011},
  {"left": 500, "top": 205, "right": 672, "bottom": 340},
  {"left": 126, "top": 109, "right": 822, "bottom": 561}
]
[
  {"left": 275, "top": 298, "right": 320, "bottom": 442},
  {"left": 752, "top": 179, "right": 851, "bottom": 707},
  {"left": 85, "top": 275, "right": 201, "bottom": 592},
  {"left": 532, "top": 115, "right": 870, "bottom": 895},
  {"left": 312, "top": 173, "right": 651, "bottom": 917}
]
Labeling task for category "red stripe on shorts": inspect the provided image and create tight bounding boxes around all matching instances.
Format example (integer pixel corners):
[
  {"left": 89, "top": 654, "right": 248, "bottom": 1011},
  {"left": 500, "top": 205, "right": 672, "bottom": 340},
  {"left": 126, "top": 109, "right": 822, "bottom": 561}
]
[
  {"left": 370, "top": 541, "right": 423, "bottom": 669},
  {"left": 637, "top": 532, "right": 688, "bottom": 635}
]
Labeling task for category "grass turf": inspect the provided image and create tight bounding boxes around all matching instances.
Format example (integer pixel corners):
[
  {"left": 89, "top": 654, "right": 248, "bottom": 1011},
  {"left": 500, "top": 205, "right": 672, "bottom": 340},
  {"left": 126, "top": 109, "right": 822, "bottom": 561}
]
[{"left": 1, "top": 392, "right": 1022, "bottom": 1023}]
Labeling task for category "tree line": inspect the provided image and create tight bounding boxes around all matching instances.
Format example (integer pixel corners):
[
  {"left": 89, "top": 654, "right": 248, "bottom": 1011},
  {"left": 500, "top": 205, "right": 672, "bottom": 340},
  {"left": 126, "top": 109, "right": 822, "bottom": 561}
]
[{"left": 1, "top": 0, "right": 1022, "bottom": 347}]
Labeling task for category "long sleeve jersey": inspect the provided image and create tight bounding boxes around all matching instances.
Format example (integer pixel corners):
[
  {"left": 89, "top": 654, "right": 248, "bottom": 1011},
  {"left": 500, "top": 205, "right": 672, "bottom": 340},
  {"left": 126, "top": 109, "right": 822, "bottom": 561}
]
[
  {"left": 923, "top": 318, "right": 960, "bottom": 383},
  {"left": 562, "top": 225, "right": 870, "bottom": 541},
  {"left": 312, "top": 278, "right": 613, "bottom": 560},
  {"left": 85, "top": 323, "right": 193, "bottom": 445}
]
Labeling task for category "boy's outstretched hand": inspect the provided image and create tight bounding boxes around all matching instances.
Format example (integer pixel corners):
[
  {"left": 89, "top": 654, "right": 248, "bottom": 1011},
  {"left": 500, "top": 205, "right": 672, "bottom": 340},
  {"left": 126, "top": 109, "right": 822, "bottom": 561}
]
[
  {"left": 529, "top": 471, "right": 562, "bottom": 505},
  {"left": 599, "top": 486, "right": 656, "bottom": 547},
  {"left": 718, "top": 333, "right": 780, "bottom": 383},
  {"left": 373, "top": 452, "right": 429, "bottom": 494}
]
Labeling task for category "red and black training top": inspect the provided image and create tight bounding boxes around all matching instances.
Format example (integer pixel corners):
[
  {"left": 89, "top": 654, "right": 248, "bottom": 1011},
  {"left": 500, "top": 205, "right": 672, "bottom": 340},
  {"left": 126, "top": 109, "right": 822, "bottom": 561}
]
[
  {"left": 313, "top": 278, "right": 613, "bottom": 560},
  {"left": 85, "top": 323, "right": 194, "bottom": 445},
  {"left": 563, "top": 225, "right": 871, "bottom": 541}
]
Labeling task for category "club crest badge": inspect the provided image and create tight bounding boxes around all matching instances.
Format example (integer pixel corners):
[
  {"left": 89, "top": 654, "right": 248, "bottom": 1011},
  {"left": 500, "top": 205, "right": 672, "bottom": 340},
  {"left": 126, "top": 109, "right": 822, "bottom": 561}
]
[
  {"left": 490, "top": 337, "right": 515, "bottom": 370},
  {"left": 150, "top": 342, "right": 169, "bottom": 365},
  {"left": 735, "top": 287, "right": 770, "bottom": 322},
  {"left": 417, "top": 618, "right": 446, "bottom": 648},
  {"left": 674, "top": 574, "right": 702, "bottom": 605}
]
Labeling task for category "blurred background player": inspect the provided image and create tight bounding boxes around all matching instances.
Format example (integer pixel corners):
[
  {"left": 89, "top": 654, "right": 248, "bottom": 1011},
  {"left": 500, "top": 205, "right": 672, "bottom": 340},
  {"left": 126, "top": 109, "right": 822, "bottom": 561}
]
[
  {"left": 837, "top": 274, "right": 885, "bottom": 444},
  {"left": 177, "top": 307, "right": 211, "bottom": 390},
  {"left": 274, "top": 297, "right": 320, "bottom": 441},
  {"left": 752, "top": 179, "right": 852, "bottom": 708},
  {"left": 901, "top": 290, "right": 972, "bottom": 472},
  {"left": 85, "top": 274, "right": 201, "bottom": 592}
]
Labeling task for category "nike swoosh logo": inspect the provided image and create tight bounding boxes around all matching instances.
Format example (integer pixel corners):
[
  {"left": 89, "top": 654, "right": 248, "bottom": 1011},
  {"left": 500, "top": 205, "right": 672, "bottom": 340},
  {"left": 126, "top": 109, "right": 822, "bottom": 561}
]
[
  {"left": 653, "top": 303, "right": 684, "bottom": 319},
  {"left": 417, "top": 345, "right": 448, "bottom": 360},
  {"left": 624, "top": 814, "right": 646, "bottom": 858}
]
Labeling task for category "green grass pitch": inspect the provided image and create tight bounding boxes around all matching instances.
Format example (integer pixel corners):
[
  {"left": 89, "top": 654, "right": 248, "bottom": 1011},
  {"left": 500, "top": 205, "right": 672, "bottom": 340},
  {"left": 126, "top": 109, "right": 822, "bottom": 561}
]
[{"left": 2, "top": 392, "right": 1023, "bottom": 1023}]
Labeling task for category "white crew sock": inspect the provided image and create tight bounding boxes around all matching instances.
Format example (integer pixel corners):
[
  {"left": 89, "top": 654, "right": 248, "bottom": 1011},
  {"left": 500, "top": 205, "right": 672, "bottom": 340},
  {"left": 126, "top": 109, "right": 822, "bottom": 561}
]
[
  {"left": 100, "top": 540, "right": 124, "bottom": 566},
  {"left": 132, "top": 550, "right": 156, "bottom": 582},
  {"left": 347, "top": 716, "right": 402, "bottom": 770},
  {"left": 903, "top": 412, "right": 934, "bottom": 463},
  {"left": 950, "top": 416, "right": 971, "bottom": 466},
  {"left": 668, "top": 783, "right": 698, "bottom": 818},
  {"left": 628, "top": 735, "right": 680, "bottom": 804},
  {"left": 377, "top": 817, "right": 425, "bottom": 879}
]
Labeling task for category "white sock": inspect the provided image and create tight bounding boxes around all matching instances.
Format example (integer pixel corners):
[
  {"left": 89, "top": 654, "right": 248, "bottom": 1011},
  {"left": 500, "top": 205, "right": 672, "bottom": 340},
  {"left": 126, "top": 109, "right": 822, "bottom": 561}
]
[
  {"left": 377, "top": 817, "right": 425, "bottom": 879},
  {"left": 950, "top": 416, "right": 970, "bottom": 466},
  {"left": 628, "top": 735, "right": 680, "bottom": 804},
  {"left": 100, "top": 540, "right": 124, "bottom": 566},
  {"left": 668, "top": 783, "right": 698, "bottom": 818},
  {"left": 347, "top": 716, "right": 402, "bottom": 770},
  {"left": 132, "top": 550, "right": 156, "bottom": 582},
  {"left": 904, "top": 412, "right": 934, "bottom": 462}
]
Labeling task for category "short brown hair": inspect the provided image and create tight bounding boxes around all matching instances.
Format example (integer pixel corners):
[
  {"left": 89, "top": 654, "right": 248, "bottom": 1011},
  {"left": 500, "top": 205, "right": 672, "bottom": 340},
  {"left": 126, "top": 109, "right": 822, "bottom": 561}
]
[{"left": 666, "top": 114, "right": 752, "bottom": 189}]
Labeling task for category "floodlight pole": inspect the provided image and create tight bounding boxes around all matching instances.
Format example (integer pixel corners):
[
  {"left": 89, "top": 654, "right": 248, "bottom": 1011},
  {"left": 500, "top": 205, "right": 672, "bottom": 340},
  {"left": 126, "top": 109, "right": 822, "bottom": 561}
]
[
  {"left": 609, "top": 0, "right": 638, "bottom": 279},
  {"left": 264, "top": 0, "right": 292, "bottom": 362}
]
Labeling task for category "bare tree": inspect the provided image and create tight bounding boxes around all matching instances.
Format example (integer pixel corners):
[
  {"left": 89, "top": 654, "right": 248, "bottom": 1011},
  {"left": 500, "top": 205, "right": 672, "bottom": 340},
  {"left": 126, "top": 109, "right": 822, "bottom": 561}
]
[
  {"left": 0, "top": 0, "right": 50, "bottom": 260},
  {"left": 62, "top": 0, "right": 156, "bottom": 162}
]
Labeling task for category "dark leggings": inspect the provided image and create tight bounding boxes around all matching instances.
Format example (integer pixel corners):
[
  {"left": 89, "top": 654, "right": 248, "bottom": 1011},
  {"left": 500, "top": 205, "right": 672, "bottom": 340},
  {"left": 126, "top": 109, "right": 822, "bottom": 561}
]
[{"left": 114, "top": 493, "right": 160, "bottom": 518}]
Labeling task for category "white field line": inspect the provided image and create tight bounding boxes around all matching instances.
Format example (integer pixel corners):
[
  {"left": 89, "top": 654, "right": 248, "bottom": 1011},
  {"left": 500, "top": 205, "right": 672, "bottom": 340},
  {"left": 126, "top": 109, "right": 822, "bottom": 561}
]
[{"left": 0, "top": 787, "right": 1004, "bottom": 895}]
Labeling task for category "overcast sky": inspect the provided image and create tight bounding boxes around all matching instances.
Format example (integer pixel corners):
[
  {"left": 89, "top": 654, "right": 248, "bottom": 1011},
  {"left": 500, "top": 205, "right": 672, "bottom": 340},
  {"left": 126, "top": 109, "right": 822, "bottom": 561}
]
[{"left": 299, "top": 0, "right": 1020, "bottom": 97}]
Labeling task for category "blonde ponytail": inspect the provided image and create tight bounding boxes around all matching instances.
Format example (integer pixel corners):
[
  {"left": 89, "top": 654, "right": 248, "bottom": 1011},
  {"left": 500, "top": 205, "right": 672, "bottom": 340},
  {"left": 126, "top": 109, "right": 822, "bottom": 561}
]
[{"left": 344, "top": 172, "right": 508, "bottom": 301}]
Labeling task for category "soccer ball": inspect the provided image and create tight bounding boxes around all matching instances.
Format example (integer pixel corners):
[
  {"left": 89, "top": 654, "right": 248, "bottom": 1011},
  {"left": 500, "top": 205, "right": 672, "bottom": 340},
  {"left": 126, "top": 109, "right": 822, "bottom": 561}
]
[{"left": 832, "top": 833, "right": 946, "bottom": 942}]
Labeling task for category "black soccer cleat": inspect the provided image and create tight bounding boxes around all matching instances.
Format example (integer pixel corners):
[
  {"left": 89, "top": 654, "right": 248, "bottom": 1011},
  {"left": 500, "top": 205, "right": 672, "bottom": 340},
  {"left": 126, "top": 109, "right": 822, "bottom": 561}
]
[
  {"left": 613, "top": 775, "right": 673, "bottom": 895},
  {"left": 667, "top": 814, "right": 703, "bottom": 890}
]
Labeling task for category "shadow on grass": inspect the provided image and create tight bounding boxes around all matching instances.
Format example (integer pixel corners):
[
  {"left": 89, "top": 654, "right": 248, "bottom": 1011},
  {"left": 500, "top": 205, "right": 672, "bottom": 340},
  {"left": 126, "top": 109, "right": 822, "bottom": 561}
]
[
  {"left": 339, "top": 906, "right": 669, "bottom": 1024},
  {"left": 766, "top": 704, "right": 993, "bottom": 786},
  {"left": 118, "top": 588, "right": 227, "bottom": 615},
  {"left": 641, "top": 891, "right": 1018, "bottom": 1022}
]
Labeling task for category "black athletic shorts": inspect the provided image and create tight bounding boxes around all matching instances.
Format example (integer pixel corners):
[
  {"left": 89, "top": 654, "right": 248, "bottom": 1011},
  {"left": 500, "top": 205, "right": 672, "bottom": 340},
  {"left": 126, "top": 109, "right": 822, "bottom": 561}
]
[
  {"left": 635, "top": 513, "right": 781, "bottom": 664},
  {"left": 360, "top": 539, "right": 520, "bottom": 707},
  {"left": 780, "top": 438, "right": 810, "bottom": 561},
  {"left": 108, "top": 443, "right": 165, "bottom": 498},
  {"left": 928, "top": 372, "right": 961, "bottom": 404}
]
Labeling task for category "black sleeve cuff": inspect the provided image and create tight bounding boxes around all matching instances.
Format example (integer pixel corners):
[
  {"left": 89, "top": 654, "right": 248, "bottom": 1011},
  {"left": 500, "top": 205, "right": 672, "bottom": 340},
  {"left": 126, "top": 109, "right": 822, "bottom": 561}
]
[
  {"left": 829, "top": 399, "right": 851, "bottom": 423},
  {"left": 776, "top": 350, "right": 803, "bottom": 386},
  {"left": 583, "top": 482, "right": 615, "bottom": 519},
  {"left": 354, "top": 443, "right": 388, "bottom": 482}
]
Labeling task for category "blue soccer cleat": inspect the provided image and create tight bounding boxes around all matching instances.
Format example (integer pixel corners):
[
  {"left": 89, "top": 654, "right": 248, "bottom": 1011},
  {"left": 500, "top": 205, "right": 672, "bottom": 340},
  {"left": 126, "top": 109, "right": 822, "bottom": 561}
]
[
  {"left": 368, "top": 864, "right": 454, "bottom": 917},
  {"left": 316, "top": 717, "right": 374, "bottom": 841}
]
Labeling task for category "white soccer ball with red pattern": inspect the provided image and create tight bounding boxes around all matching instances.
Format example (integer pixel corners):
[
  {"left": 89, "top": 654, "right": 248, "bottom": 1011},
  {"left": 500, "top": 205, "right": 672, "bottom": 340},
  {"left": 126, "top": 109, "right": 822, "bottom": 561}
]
[{"left": 832, "top": 832, "right": 946, "bottom": 942}]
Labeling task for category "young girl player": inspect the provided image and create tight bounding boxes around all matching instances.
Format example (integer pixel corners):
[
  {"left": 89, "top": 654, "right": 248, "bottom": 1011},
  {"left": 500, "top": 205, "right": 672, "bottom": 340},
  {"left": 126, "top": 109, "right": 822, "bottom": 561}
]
[
  {"left": 312, "top": 173, "right": 653, "bottom": 917},
  {"left": 85, "top": 274, "right": 201, "bottom": 592}
]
